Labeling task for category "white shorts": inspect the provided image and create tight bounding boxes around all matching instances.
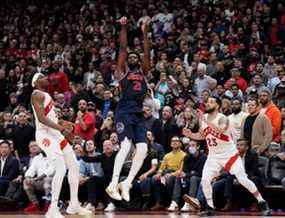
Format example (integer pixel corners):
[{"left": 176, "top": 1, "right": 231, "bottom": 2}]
[
  {"left": 202, "top": 152, "right": 245, "bottom": 180},
  {"left": 36, "top": 129, "right": 69, "bottom": 156}
]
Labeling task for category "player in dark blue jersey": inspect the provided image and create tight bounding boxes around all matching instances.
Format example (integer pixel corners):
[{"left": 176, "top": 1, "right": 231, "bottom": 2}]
[{"left": 106, "top": 17, "right": 151, "bottom": 202}]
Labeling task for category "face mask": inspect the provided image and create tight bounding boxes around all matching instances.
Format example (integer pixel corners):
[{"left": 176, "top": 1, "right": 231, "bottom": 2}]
[{"left": 188, "top": 146, "right": 197, "bottom": 155}]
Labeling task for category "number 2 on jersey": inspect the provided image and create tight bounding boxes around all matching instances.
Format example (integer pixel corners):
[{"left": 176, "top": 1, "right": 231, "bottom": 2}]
[{"left": 206, "top": 137, "right": 217, "bottom": 147}]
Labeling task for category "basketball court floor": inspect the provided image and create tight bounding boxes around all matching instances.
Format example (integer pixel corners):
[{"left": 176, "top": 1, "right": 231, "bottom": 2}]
[{"left": 0, "top": 211, "right": 284, "bottom": 218}]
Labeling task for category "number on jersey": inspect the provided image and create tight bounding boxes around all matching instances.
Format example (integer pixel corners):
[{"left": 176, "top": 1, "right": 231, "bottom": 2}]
[{"left": 206, "top": 137, "right": 217, "bottom": 147}]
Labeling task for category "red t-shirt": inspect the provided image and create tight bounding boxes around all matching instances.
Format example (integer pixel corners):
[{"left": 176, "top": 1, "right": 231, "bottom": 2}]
[
  {"left": 48, "top": 71, "right": 69, "bottom": 96},
  {"left": 74, "top": 112, "right": 96, "bottom": 141}
]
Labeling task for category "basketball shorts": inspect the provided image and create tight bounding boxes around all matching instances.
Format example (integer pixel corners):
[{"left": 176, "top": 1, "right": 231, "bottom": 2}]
[
  {"left": 36, "top": 129, "right": 69, "bottom": 156},
  {"left": 202, "top": 152, "right": 245, "bottom": 179},
  {"left": 115, "top": 112, "right": 147, "bottom": 143}
]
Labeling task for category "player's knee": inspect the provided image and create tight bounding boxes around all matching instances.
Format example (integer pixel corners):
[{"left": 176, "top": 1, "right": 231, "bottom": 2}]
[
  {"left": 234, "top": 171, "right": 248, "bottom": 183},
  {"left": 136, "top": 142, "right": 148, "bottom": 157}
]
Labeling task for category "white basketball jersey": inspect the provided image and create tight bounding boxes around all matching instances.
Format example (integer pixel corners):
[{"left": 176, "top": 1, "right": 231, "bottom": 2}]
[
  {"left": 201, "top": 113, "right": 237, "bottom": 156},
  {"left": 32, "top": 90, "right": 58, "bottom": 131}
]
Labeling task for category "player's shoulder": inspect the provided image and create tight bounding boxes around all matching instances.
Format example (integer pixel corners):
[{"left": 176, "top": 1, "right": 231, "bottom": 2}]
[
  {"left": 218, "top": 112, "right": 228, "bottom": 119},
  {"left": 31, "top": 90, "right": 45, "bottom": 101}
]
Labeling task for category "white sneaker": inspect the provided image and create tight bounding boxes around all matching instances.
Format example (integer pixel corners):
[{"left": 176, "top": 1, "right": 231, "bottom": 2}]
[
  {"left": 84, "top": 203, "right": 95, "bottom": 212},
  {"left": 104, "top": 203, "right": 116, "bottom": 212},
  {"left": 45, "top": 206, "right": 64, "bottom": 218},
  {"left": 106, "top": 183, "right": 122, "bottom": 201},
  {"left": 66, "top": 203, "right": 92, "bottom": 215},
  {"left": 119, "top": 181, "right": 131, "bottom": 202},
  {"left": 167, "top": 201, "right": 178, "bottom": 212},
  {"left": 181, "top": 202, "right": 191, "bottom": 212}
]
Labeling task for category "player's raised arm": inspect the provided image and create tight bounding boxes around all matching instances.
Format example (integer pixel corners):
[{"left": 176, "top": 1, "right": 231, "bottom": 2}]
[
  {"left": 115, "top": 16, "right": 128, "bottom": 81},
  {"left": 141, "top": 21, "right": 150, "bottom": 75},
  {"left": 31, "top": 91, "right": 65, "bottom": 133},
  {"left": 182, "top": 128, "right": 205, "bottom": 141}
]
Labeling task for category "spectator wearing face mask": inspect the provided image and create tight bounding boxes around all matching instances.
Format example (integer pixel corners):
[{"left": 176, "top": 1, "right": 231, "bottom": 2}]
[{"left": 168, "top": 140, "right": 206, "bottom": 212}]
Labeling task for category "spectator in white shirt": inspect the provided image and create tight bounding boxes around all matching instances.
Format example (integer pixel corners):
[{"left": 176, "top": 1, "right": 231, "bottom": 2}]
[
  {"left": 194, "top": 63, "right": 217, "bottom": 100},
  {"left": 228, "top": 98, "right": 248, "bottom": 144},
  {"left": 23, "top": 148, "right": 54, "bottom": 213}
]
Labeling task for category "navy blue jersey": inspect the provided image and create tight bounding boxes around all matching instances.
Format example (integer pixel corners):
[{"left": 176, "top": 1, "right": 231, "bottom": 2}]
[{"left": 116, "top": 68, "right": 147, "bottom": 113}]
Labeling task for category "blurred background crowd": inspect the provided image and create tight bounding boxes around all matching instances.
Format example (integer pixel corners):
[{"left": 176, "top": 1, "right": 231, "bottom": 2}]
[{"left": 0, "top": 0, "right": 285, "bottom": 214}]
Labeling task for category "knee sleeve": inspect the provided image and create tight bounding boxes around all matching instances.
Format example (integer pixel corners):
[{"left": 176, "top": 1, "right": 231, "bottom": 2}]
[{"left": 135, "top": 142, "right": 148, "bottom": 158}]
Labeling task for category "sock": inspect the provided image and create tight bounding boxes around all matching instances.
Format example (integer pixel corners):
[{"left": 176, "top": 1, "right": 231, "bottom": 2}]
[
  {"left": 111, "top": 137, "right": 132, "bottom": 185},
  {"left": 201, "top": 178, "right": 214, "bottom": 209},
  {"left": 49, "top": 154, "right": 66, "bottom": 208},
  {"left": 124, "top": 142, "right": 147, "bottom": 186},
  {"left": 63, "top": 145, "right": 80, "bottom": 205},
  {"left": 254, "top": 192, "right": 265, "bottom": 202}
]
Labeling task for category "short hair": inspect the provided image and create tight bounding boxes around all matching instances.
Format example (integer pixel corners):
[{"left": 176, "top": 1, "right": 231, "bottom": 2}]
[
  {"left": 247, "top": 97, "right": 259, "bottom": 106},
  {"left": 237, "top": 138, "right": 249, "bottom": 146},
  {"left": 209, "top": 96, "right": 222, "bottom": 108},
  {"left": 0, "top": 140, "right": 11, "bottom": 147}
]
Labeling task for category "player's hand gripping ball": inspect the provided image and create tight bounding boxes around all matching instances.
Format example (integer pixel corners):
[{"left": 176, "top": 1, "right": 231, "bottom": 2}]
[{"left": 58, "top": 120, "right": 75, "bottom": 143}]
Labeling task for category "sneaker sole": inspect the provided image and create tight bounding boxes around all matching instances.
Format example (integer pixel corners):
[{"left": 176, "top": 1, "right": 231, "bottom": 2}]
[
  {"left": 106, "top": 187, "right": 122, "bottom": 201},
  {"left": 183, "top": 194, "right": 201, "bottom": 210}
]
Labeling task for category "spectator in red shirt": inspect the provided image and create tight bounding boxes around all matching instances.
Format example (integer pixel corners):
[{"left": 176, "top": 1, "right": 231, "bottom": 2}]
[
  {"left": 74, "top": 99, "right": 96, "bottom": 141},
  {"left": 224, "top": 68, "right": 248, "bottom": 92},
  {"left": 48, "top": 60, "right": 69, "bottom": 97}
]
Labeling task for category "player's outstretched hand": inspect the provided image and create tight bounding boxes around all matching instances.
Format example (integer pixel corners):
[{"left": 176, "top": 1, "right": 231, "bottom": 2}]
[
  {"left": 118, "top": 16, "right": 127, "bottom": 26},
  {"left": 182, "top": 128, "right": 192, "bottom": 137}
]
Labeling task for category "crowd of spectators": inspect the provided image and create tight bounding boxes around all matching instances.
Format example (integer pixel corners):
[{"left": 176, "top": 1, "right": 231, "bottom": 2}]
[{"left": 0, "top": 0, "right": 285, "bottom": 213}]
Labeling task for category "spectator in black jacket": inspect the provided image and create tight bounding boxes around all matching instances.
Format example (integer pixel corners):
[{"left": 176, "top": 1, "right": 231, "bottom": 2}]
[
  {"left": 12, "top": 112, "right": 35, "bottom": 158},
  {"left": 2, "top": 141, "right": 40, "bottom": 204},
  {"left": 82, "top": 139, "right": 117, "bottom": 211},
  {"left": 146, "top": 131, "right": 165, "bottom": 161},
  {"left": 155, "top": 106, "right": 180, "bottom": 152},
  {"left": 0, "top": 140, "right": 20, "bottom": 196},
  {"left": 143, "top": 105, "right": 161, "bottom": 132}
]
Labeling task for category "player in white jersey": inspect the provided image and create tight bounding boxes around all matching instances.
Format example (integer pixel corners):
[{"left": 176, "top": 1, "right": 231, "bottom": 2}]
[
  {"left": 183, "top": 96, "right": 270, "bottom": 216},
  {"left": 31, "top": 73, "right": 91, "bottom": 218}
]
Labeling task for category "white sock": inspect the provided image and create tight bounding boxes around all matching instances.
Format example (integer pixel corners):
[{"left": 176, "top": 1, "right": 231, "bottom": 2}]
[
  {"left": 201, "top": 178, "right": 214, "bottom": 208},
  {"left": 111, "top": 137, "right": 132, "bottom": 185},
  {"left": 49, "top": 154, "right": 66, "bottom": 208},
  {"left": 124, "top": 142, "right": 148, "bottom": 186},
  {"left": 63, "top": 145, "right": 80, "bottom": 205}
]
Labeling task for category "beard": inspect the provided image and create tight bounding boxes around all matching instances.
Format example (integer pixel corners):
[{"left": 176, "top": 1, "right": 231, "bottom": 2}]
[
  {"left": 260, "top": 100, "right": 268, "bottom": 106},
  {"left": 232, "top": 107, "right": 241, "bottom": 114},
  {"left": 205, "top": 107, "right": 215, "bottom": 113},
  {"left": 128, "top": 63, "right": 139, "bottom": 71}
]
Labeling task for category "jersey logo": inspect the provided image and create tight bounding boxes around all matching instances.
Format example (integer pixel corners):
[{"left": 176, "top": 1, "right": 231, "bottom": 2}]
[
  {"left": 127, "top": 73, "right": 143, "bottom": 91},
  {"left": 203, "top": 126, "right": 230, "bottom": 142},
  {"left": 116, "top": 122, "right": 125, "bottom": 134},
  {"left": 42, "top": 138, "right": 51, "bottom": 147}
]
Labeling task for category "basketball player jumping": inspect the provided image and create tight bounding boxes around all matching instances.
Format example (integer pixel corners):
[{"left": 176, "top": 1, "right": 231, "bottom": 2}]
[
  {"left": 105, "top": 17, "right": 150, "bottom": 202},
  {"left": 183, "top": 96, "right": 271, "bottom": 216},
  {"left": 31, "top": 73, "right": 91, "bottom": 218}
]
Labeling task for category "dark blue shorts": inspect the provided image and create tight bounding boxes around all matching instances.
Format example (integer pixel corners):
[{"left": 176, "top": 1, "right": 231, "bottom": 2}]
[{"left": 115, "top": 112, "right": 147, "bottom": 143}]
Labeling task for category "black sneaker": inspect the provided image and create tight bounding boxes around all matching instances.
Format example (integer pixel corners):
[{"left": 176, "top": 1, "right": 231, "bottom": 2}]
[
  {"left": 258, "top": 201, "right": 271, "bottom": 216},
  {"left": 199, "top": 205, "right": 215, "bottom": 217}
]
